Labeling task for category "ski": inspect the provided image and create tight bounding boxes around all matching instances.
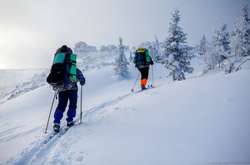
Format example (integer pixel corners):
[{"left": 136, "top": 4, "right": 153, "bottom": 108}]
[
  {"left": 43, "top": 126, "right": 72, "bottom": 145},
  {"left": 132, "top": 85, "right": 155, "bottom": 93},
  {"left": 43, "top": 120, "right": 81, "bottom": 145}
]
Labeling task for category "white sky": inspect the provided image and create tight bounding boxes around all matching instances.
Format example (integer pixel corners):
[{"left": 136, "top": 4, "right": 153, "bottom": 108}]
[{"left": 0, "top": 0, "right": 248, "bottom": 69}]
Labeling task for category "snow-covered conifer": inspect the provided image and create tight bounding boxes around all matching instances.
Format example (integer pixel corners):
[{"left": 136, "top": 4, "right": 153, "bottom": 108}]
[
  {"left": 153, "top": 36, "right": 162, "bottom": 62},
  {"left": 163, "top": 10, "right": 193, "bottom": 81},
  {"left": 199, "top": 35, "right": 208, "bottom": 56},
  {"left": 114, "top": 37, "right": 129, "bottom": 78},
  {"left": 212, "top": 24, "right": 231, "bottom": 68},
  {"left": 230, "top": 5, "right": 250, "bottom": 57}
]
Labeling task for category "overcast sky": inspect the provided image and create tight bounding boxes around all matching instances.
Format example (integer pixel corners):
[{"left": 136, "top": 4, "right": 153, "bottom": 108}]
[{"left": 0, "top": 0, "right": 248, "bottom": 69}]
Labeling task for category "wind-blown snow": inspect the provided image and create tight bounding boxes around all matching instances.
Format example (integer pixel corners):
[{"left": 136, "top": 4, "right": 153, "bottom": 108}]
[{"left": 0, "top": 63, "right": 249, "bottom": 165}]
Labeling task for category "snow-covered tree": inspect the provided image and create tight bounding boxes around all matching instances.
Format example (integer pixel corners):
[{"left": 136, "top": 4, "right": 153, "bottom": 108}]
[
  {"left": 204, "top": 42, "right": 218, "bottom": 70},
  {"left": 162, "top": 10, "right": 193, "bottom": 81},
  {"left": 129, "top": 51, "right": 133, "bottom": 63},
  {"left": 74, "top": 41, "right": 97, "bottom": 55},
  {"left": 220, "top": 25, "right": 231, "bottom": 55},
  {"left": 114, "top": 37, "right": 129, "bottom": 78},
  {"left": 212, "top": 24, "right": 231, "bottom": 68},
  {"left": 153, "top": 36, "right": 162, "bottom": 62},
  {"left": 128, "top": 47, "right": 136, "bottom": 63},
  {"left": 100, "top": 45, "right": 118, "bottom": 53},
  {"left": 199, "top": 35, "right": 208, "bottom": 56},
  {"left": 230, "top": 5, "right": 250, "bottom": 57}
]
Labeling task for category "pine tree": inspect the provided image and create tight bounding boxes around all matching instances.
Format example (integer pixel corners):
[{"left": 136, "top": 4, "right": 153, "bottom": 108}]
[
  {"left": 129, "top": 51, "right": 133, "bottom": 63},
  {"left": 114, "top": 37, "right": 129, "bottom": 78},
  {"left": 212, "top": 24, "right": 231, "bottom": 68},
  {"left": 199, "top": 35, "right": 207, "bottom": 56},
  {"left": 231, "top": 5, "right": 250, "bottom": 57},
  {"left": 204, "top": 43, "right": 218, "bottom": 70},
  {"left": 163, "top": 10, "right": 193, "bottom": 81},
  {"left": 129, "top": 47, "right": 136, "bottom": 63},
  {"left": 153, "top": 36, "right": 162, "bottom": 62},
  {"left": 199, "top": 35, "right": 216, "bottom": 70}
]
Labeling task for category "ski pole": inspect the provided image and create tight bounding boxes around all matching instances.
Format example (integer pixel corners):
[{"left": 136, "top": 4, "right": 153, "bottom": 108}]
[
  {"left": 150, "top": 48, "right": 155, "bottom": 88},
  {"left": 45, "top": 91, "right": 57, "bottom": 134},
  {"left": 150, "top": 64, "right": 154, "bottom": 87},
  {"left": 79, "top": 85, "right": 83, "bottom": 124},
  {"left": 131, "top": 72, "right": 140, "bottom": 92}
]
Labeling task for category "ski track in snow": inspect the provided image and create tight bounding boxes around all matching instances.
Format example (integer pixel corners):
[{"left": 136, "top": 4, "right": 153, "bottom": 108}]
[
  {"left": 0, "top": 121, "right": 41, "bottom": 143},
  {"left": 9, "top": 91, "right": 143, "bottom": 165},
  {"left": 0, "top": 127, "right": 38, "bottom": 143},
  {"left": 81, "top": 93, "right": 131, "bottom": 123},
  {"left": 0, "top": 125, "right": 24, "bottom": 137},
  {"left": 9, "top": 125, "right": 76, "bottom": 165}
]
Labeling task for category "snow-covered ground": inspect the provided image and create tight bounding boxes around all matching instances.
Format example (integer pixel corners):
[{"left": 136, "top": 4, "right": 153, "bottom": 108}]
[{"left": 0, "top": 61, "right": 249, "bottom": 165}]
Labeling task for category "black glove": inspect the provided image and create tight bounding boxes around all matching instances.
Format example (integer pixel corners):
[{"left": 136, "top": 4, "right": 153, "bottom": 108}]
[{"left": 80, "top": 79, "right": 85, "bottom": 86}]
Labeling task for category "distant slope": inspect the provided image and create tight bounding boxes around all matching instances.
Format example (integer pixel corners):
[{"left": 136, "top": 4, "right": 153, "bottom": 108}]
[
  {"left": 0, "top": 69, "right": 47, "bottom": 104},
  {"left": 0, "top": 51, "right": 119, "bottom": 104}
]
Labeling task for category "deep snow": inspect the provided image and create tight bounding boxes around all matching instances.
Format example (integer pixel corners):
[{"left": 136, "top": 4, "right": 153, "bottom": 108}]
[{"left": 0, "top": 63, "right": 249, "bottom": 165}]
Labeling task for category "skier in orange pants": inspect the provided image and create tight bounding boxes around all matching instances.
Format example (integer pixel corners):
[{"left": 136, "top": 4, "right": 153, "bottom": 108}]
[{"left": 134, "top": 48, "right": 154, "bottom": 90}]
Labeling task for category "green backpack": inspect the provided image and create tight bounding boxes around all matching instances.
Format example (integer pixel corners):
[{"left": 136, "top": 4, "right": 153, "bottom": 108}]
[{"left": 47, "top": 52, "right": 77, "bottom": 88}]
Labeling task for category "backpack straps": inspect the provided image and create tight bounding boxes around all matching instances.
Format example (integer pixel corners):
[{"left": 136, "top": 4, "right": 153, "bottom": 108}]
[
  {"left": 145, "top": 49, "right": 151, "bottom": 63},
  {"left": 69, "top": 54, "right": 77, "bottom": 82}
]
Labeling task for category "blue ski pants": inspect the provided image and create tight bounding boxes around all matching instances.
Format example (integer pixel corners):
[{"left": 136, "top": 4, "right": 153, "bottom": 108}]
[{"left": 54, "top": 90, "right": 77, "bottom": 124}]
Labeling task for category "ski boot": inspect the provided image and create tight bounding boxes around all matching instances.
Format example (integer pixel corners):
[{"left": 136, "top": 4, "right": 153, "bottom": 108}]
[
  {"left": 67, "top": 121, "right": 74, "bottom": 127},
  {"left": 141, "top": 85, "right": 147, "bottom": 90},
  {"left": 53, "top": 124, "right": 60, "bottom": 133}
]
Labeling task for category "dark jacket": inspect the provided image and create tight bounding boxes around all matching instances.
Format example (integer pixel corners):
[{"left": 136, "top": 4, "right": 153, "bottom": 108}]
[
  {"left": 76, "top": 68, "right": 86, "bottom": 86},
  {"left": 64, "top": 68, "right": 85, "bottom": 91}
]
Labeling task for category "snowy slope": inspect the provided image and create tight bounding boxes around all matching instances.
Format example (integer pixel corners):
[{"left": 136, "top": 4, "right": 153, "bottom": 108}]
[
  {"left": 0, "top": 69, "right": 43, "bottom": 89},
  {"left": 0, "top": 69, "right": 47, "bottom": 104},
  {"left": 0, "top": 50, "right": 119, "bottom": 105},
  {"left": 0, "top": 64, "right": 249, "bottom": 165}
]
